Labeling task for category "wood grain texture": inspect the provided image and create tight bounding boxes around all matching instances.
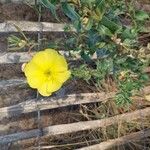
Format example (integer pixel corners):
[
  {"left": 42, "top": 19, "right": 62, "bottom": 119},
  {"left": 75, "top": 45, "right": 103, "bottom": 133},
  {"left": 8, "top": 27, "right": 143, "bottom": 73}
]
[
  {"left": 0, "top": 78, "right": 26, "bottom": 89},
  {"left": 0, "top": 92, "right": 115, "bottom": 120},
  {"left": 0, "top": 86, "right": 149, "bottom": 120},
  {"left": 0, "top": 0, "right": 35, "bottom": 4},
  {"left": 0, "top": 51, "right": 70, "bottom": 64},
  {"left": 0, "top": 21, "right": 69, "bottom": 33},
  {"left": 0, "top": 107, "right": 150, "bottom": 144}
]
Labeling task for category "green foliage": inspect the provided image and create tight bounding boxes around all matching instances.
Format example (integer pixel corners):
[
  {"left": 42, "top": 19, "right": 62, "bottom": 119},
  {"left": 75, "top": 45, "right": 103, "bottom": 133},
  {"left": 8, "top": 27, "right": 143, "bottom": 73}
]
[
  {"left": 8, "top": 35, "right": 27, "bottom": 50},
  {"left": 72, "top": 65, "right": 92, "bottom": 83},
  {"left": 40, "top": 0, "right": 58, "bottom": 20},
  {"left": 135, "top": 10, "right": 149, "bottom": 21},
  {"left": 41, "top": 0, "right": 150, "bottom": 105},
  {"left": 61, "top": 2, "right": 80, "bottom": 21},
  {"left": 116, "top": 72, "right": 149, "bottom": 105},
  {"left": 7, "top": 25, "right": 47, "bottom": 52},
  {"left": 72, "top": 58, "right": 113, "bottom": 87}
]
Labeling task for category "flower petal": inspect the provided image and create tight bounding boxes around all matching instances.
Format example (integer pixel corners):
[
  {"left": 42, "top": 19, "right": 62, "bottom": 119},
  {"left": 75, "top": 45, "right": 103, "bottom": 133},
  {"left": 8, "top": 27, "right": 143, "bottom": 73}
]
[
  {"left": 38, "top": 78, "right": 62, "bottom": 96},
  {"left": 24, "top": 62, "right": 46, "bottom": 88},
  {"left": 38, "top": 82, "right": 52, "bottom": 96},
  {"left": 52, "top": 55, "right": 68, "bottom": 72},
  {"left": 31, "top": 49, "right": 59, "bottom": 71},
  {"left": 27, "top": 75, "right": 45, "bottom": 89},
  {"left": 24, "top": 61, "right": 43, "bottom": 77},
  {"left": 53, "top": 70, "right": 71, "bottom": 83}
]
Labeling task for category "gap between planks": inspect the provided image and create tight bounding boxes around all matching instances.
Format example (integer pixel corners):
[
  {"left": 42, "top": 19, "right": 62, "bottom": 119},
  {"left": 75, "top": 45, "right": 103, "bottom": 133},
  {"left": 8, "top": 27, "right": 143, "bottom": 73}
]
[
  {"left": 0, "top": 76, "right": 149, "bottom": 90},
  {"left": 76, "top": 129, "right": 150, "bottom": 150},
  {"left": 0, "top": 107, "right": 150, "bottom": 144},
  {"left": 0, "top": 86, "right": 149, "bottom": 120},
  {"left": 1, "top": 0, "right": 150, "bottom": 12}
]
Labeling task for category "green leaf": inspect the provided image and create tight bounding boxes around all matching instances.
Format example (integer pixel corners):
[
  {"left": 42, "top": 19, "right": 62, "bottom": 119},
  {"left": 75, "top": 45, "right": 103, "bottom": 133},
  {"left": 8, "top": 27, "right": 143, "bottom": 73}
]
[
  {"left": 50, "top": 0, "right": 57, "bottom": 5},
  {"left": 101, "top": 16, "right": 122, "bottom": 33},
  {"left": 97, "top": 42, "right": 106, "bottom": 48},
  {"left": 95, "top": 0, "right": 105, "bottom": 20},
  {"left": 72, "top": 65, "right": 92, "bottom": 82},
  {"left": 40, "top": 0, "right": 58, "bottom": 20},
  {"left": 115, "top": 92, "right": 132, "bottom": 105},
  {"left": 121, "top": 28, "right": 137, "bottom": 39},
  {"left": 81, "top": 0, "right": 96, "bottom": 4},
  {"left": 65, "top": 37, "right": 76, "bottom": 48},
  {"left": 73, "top": 20, "right": 82, "bottom": 32},
  {"left": 80, "top": 51, "right": 93, "bottom": 63},
  {"left": 61, "top": 2, "right": 80, "bottom": 21},
  {"left": 48, "top": 42, "right": 59, "bottom": 49},
  {"left": 135, "top": 10, "right": 149, "bottom": 21},
  {"left": 84, "top": 18, "right": 93, "bottom": 30},
  {"left": 123, "top": 39, "right": 137, "bottom": 47},
  {"left": 140, "top": 74, "right": 149, "bottom": 82},
  {"left": 98, "top": 25, "right": 113, "bottom": 37}
]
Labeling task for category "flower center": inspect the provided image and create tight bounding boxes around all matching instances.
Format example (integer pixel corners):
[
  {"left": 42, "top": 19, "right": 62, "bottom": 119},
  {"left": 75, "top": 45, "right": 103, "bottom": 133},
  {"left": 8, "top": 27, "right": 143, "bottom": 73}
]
[{"left": 45, "top": 70, "right": 51, "bottom": 77}]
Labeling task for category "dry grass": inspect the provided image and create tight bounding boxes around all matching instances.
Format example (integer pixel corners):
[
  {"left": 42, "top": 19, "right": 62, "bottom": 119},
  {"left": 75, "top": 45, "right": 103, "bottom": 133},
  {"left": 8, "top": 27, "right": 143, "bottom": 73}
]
[
  {"left": 8, "top": 100, "right": 150, "bottom": 150},
  {"left": 38, "top": 102, "right": 150, "bottom": 150}
]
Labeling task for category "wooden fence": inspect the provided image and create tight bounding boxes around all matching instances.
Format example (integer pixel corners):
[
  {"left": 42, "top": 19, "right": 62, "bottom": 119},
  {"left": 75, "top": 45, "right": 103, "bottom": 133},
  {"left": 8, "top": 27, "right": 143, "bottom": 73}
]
[{"left": 0, "top": 0, "right": 150, "bottom": 149}]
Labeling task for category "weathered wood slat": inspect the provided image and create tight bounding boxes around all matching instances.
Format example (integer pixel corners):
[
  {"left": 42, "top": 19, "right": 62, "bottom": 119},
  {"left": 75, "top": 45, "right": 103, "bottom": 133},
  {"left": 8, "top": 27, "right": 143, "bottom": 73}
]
[
  {"left": 0, "top": 21, "right": 70, "bottom": 33},
  {"left": 76, "top": 129, "right": 150, "bottom": 150},
  {"left": 0, "top": 52, "right": 34, "bottom": 64},
  {"left": 31, "top": 128, "right": 150, "bottom": 149},
  {"left": 1, "top": 52, "right": 150, "bottom": 69},
  {"left": 0, "top": 86, "right": 149, "bottom": 120},
  {"left": 0, "top": 107, "right": 150, "bottom": 144},
  {"left": 0, "top": 51, "right": 71, "bottom": 64},
  {"left": 0, "top": 0, "right": 35, "bottom": 4},
  {"left": 0, "top": 92, "right": 115, "bottom": 120},
  {"left": 0, "top": 78, "right": 26, "bottom": 89}
]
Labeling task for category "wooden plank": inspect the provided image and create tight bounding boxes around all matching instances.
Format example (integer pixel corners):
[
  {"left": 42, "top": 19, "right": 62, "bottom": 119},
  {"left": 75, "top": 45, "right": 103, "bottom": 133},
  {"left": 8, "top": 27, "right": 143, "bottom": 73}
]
[
  {"left": 0, "top": 0, "right": 35, "bottom": 4},
  {"left": 1, "top": 51, "right": 150, "bottom": 66},
  {"left": 0, "top": 107, "right": 150, "bottom": 144},
  {"left": 0, "top": 51, "right": 71, "bottom": 64},
  {"left": 0, "top": 21, "right": 71, "bottom": 33},
  {"left": 76, "top": 129, "right": 150, "bottom": 150},
  {"left": 0, "top": 78, "right": 26, "bottom": 89},
  {"left": 0, "top": 92, "right": 115, "bottom": 120},
  {"left": 0, "top": 52, "right": 34, "bottom": 64},
  {"left": 0, "top": 86, "right": 149, "bottom": 120}
]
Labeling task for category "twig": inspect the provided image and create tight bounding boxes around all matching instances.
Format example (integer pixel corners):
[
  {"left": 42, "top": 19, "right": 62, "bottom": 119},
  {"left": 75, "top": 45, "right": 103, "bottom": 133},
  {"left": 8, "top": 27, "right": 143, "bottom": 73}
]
[{"left": 76, "top": 129, "right": 150, "bottom": 150}]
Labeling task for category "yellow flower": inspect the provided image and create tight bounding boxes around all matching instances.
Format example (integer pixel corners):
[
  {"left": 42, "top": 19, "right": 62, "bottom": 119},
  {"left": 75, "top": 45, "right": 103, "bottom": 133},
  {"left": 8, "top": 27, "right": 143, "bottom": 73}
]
[{"left": 23, "top": 49, "right": 71, "bottom": 96}]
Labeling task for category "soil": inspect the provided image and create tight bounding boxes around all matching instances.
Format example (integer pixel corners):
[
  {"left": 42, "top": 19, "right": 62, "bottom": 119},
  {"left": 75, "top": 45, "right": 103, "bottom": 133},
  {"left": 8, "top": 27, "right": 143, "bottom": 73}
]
[
  {"left": 0, "top": 3, "right": 69, "bottom": 22},
  {"left": 0, "top": 2, "right": 150, "bottom": 150}
]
